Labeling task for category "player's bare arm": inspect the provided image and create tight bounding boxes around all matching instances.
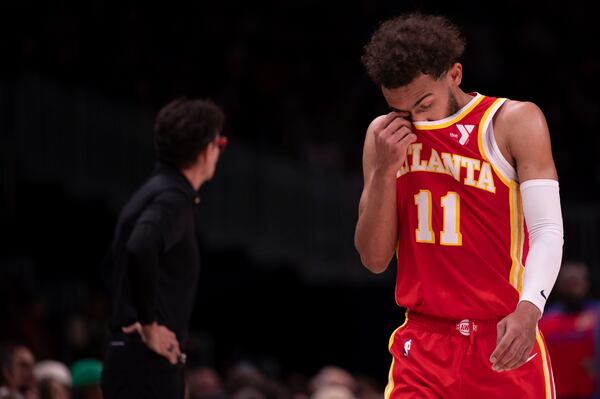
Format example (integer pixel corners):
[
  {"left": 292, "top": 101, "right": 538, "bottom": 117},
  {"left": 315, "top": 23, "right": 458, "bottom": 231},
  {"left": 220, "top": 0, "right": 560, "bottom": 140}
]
[
  {"left": 354, "top": 113, "right": 417, "bottom": 273},
  {"left": 494, "top": 101, "right": 558, "bottom": 182},
  {"left": 490, "top": 100, "right": 562, "bottom": 372}
]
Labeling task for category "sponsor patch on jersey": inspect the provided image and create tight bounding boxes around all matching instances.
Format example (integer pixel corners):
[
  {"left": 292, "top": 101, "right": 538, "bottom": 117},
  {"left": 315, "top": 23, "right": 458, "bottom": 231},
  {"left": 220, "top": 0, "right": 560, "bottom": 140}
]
[{"left": 455, "top": 124, "right": 475, "bottom": 145}]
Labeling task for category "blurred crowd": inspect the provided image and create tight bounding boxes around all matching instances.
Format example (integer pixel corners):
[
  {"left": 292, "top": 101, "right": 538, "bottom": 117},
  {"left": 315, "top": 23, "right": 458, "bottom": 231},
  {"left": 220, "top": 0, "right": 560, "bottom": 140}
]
[
  {"left": 2, "top": 259, "right": 599, "bottom": 399},
  {"left": 0, "top": 348, "right": 101, "bottom": 399},
  {"left": 0, "top": 344, "right": 383, "bottom": 399},
  {"left": 0, "top": 253, "right": 388, "bottom": 399}
]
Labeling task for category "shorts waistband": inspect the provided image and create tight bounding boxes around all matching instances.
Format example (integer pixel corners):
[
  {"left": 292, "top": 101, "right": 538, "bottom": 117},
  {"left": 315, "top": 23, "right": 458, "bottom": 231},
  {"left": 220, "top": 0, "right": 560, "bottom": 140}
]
[{"left": 407, "top": 311, "right": 501, "bottom": 336}]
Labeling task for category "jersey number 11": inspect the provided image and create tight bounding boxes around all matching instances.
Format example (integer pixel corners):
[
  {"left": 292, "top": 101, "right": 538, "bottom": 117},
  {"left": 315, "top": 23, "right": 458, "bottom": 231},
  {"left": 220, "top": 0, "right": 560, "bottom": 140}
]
[{"left": 414, "top": 190, "right": 462, "bottom": 246}]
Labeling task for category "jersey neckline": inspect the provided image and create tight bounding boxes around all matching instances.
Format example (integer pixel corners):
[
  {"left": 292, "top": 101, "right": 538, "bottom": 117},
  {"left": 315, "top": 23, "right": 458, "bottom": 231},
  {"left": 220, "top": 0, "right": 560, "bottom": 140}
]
[{"left": 413, "top": 93, "right": 484, "bottom": 131}]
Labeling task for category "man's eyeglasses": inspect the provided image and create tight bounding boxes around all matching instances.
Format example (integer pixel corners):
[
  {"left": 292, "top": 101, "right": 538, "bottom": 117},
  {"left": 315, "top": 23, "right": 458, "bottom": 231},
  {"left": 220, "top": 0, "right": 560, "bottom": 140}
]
[{"left": 215, "top": 136, "right": 228, "bottom": 153}]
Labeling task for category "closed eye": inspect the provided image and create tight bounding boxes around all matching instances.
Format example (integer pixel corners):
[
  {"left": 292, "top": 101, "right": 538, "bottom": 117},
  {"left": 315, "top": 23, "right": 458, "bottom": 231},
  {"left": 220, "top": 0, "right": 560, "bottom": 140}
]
[{"left": 417, "top": 104, "right": 432, "bottom": 112}]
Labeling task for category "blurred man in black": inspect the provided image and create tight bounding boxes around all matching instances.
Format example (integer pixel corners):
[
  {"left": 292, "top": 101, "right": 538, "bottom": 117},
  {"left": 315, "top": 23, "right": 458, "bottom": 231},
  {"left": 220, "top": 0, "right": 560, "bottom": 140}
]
[{"left": 101, "top": 98, "right": 227, "bottom": 399}]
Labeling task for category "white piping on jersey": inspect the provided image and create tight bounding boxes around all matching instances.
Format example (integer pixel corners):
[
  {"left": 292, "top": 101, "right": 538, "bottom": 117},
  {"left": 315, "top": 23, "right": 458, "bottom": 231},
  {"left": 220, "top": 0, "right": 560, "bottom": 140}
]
[
  {"left": 412, "top": 93, "right": 482, "bottom": 128},
  {"left": 525, "top": 352, "right": 538, "bottom": 364},
  {"left": 480, "top": 98, "right": 519, "bottom": 182}
]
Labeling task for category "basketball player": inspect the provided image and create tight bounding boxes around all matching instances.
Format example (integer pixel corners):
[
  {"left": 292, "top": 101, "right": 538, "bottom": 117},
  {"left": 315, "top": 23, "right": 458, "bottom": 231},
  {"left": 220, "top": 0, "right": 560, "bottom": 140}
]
[
  {"left": 355, "top": 13, "right": 563, "bottom": 398},
  {"left": 101, "top": 98, "right": 227, "bottom": 398}
]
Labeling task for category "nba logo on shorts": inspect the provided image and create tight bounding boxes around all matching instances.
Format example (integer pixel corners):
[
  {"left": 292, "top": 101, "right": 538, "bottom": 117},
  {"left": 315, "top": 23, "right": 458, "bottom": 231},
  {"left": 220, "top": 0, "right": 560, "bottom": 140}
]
[{"left": 403, "top": 339, "right": 412, "bottom": 357}]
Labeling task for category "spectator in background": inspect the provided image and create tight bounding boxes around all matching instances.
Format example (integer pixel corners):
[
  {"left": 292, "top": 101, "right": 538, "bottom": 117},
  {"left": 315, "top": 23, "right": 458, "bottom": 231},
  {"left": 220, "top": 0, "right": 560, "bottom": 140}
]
[
  {"left": 539, "top": 260, "right": 600, "bottom": 399},
  {"left": 226, "top": 361, "right": 267, "bottom": 399},
  {"left": 69, "top": 359, "right": 102, "bottom": 399},
  {"left": 311, "top": 386, "right": 354, "bottom": 399},
  {"left": 34, "top": 360, "right": 71, "bottom": 399},
  {"left": 309, "top": 367, "right": 356, "bottom": 399},
  {"left": 225, "top": 361, "right": 288, "bottom": 399},
  {"left": 0, "top": 344, "right": 37, "bottom": 399},
  {"left": 185, "top": 367, "right": 225, "bottom": 399},
  {"left": 353, "top": 376, "right": 382, "bottom": 399}
]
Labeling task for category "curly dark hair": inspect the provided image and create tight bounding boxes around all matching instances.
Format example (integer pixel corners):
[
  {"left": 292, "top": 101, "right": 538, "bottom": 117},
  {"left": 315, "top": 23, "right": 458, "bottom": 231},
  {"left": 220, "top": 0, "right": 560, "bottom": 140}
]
[
  {"left": 362, "top": 13, "right": 465, "bottom": 89},
  {"left": 154, "top": 98, "right": 225, "bottom": 169}
]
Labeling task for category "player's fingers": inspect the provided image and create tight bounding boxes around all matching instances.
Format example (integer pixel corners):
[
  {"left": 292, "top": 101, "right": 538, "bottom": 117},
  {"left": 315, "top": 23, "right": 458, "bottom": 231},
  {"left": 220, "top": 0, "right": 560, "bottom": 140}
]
[
  {"left": 401, "top": 133, "right": 418, "bottom": 146},
  {"left": 495, "top": 319, "right": 507, "bottom": 347},
  {"left": 386, "top": 126, "right": 414, "bottom": 144},
  {"left": 377, "top": 117, "right": 405, "bottom": 140},
  {"left": 394, "top": 133, "right": 418, "bottom": 153},
  {"left": 511, "top": 341, "right": 537, "bottom": 371},
  {"left": 490, "top": 330, "right": 513, "bottom": 366},
  {"left": 384, "top": 111, "right": 402, "bottom": 123},
  {"left": 501, "top": 342, "right": 529, "bottom": 371},
  {"left": 373, "top": 112, "right": 401, "bottom": 134},
  {"left": 508, "top": 346, "right": 531, "bottom": 371},
  {"left": 490, "top": 319, "right": 509, "bottom": 366},
  {"left": 388, "top": 117, "right": 412, "bottom": 134},
  {"left": 495, "top": 333, "right": 528, "bottom": 371},
  {"left": 386, "top": 111, "right": 412, "bottom": 124},
  {"left": 495, "top": 346, "right": 518, "bottom": 371},
  {"left": 381, "top": 114, "right": 412, "bottom": 135}
]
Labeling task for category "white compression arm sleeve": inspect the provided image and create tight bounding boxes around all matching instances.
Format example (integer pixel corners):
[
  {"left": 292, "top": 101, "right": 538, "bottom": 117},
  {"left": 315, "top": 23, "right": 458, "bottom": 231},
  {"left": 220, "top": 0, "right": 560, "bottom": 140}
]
[{"left": 519, "top": 179, "right": 564, "bottom": 315}]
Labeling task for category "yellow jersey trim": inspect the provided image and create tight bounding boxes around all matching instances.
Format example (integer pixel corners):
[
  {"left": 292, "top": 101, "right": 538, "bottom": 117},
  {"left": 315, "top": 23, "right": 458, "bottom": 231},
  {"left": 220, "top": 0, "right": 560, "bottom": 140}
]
[
  {"left": 413, "top": 94, "right": 485, "bottom": 130},
  {"left": 536, "top": 329, "right": 554, "bottom": 399},
  {"left": 476, "top": 98, "right": 525, "bottom": 293},
  {"left": 384, "top": 310, "right": 410, "bottom": 399}
]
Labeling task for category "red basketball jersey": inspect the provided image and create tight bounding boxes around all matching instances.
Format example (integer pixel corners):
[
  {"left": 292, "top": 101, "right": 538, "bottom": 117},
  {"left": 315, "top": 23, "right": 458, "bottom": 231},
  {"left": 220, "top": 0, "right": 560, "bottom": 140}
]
[{"left": 395, "top": 93, "right": 528, "bottom": 319}]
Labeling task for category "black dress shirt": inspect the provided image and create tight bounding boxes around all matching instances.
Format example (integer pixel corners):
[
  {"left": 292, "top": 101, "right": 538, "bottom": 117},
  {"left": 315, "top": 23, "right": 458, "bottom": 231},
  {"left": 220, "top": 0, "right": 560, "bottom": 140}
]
[{"left": 103, "top": 162, "right": 201, "bottom": 342}]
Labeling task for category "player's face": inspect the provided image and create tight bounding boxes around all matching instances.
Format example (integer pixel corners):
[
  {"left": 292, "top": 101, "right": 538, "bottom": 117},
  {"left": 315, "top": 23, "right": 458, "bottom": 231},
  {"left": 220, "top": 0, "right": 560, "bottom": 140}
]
[{"left": 381, "top": 64, "right": 463, "bottom": 122}]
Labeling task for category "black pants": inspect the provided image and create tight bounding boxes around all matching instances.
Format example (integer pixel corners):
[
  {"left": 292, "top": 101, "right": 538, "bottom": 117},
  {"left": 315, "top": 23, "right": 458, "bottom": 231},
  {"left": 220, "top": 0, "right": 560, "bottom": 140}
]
[{"left": 101, "top": 332, "right": 184, "bottom": 399}]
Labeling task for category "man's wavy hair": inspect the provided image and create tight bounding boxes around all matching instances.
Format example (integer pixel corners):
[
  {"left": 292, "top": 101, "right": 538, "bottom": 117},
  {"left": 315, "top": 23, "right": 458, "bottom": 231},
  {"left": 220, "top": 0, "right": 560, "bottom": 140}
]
[
  {"left": 362, "top": 13, "right": 465, "bottom": 89},
  {"left": 154, "top": 98, "right": 225, "bottom": 169}
]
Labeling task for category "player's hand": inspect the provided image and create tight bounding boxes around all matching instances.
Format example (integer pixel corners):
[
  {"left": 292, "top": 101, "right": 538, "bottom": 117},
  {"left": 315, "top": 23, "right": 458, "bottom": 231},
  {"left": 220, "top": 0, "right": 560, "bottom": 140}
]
[
  {"left": 122, "top": 322, "right": 181, "bottom": 365},
  {"left": 371, "top": 112, "right": 417, "bottom": 176},
  {"left": 490, "top": 301, "right": 541, "bottom": 372}
]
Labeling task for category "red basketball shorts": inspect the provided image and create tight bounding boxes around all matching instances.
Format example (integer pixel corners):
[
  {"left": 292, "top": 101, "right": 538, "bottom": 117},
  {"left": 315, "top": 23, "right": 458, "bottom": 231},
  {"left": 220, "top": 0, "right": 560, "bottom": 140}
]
[{"left": 385, "top": 311, "right": 555, "bottom": 399}]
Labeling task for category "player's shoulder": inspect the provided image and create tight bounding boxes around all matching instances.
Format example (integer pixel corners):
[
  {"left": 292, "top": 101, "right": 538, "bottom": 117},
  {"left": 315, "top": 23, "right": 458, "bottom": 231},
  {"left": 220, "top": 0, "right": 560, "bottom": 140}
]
[
  {"left": 494, "top": 100, "right": 546, "bottom": 129},
  {"left": 493, "top": 99, "right": 548, "bottom": 140}
]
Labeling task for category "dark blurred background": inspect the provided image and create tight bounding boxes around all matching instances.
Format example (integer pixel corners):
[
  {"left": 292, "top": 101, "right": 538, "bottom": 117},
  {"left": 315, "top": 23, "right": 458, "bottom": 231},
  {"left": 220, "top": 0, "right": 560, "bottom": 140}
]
[{"left": 1, "top": 0, "right": 599, "bottom": 397}]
